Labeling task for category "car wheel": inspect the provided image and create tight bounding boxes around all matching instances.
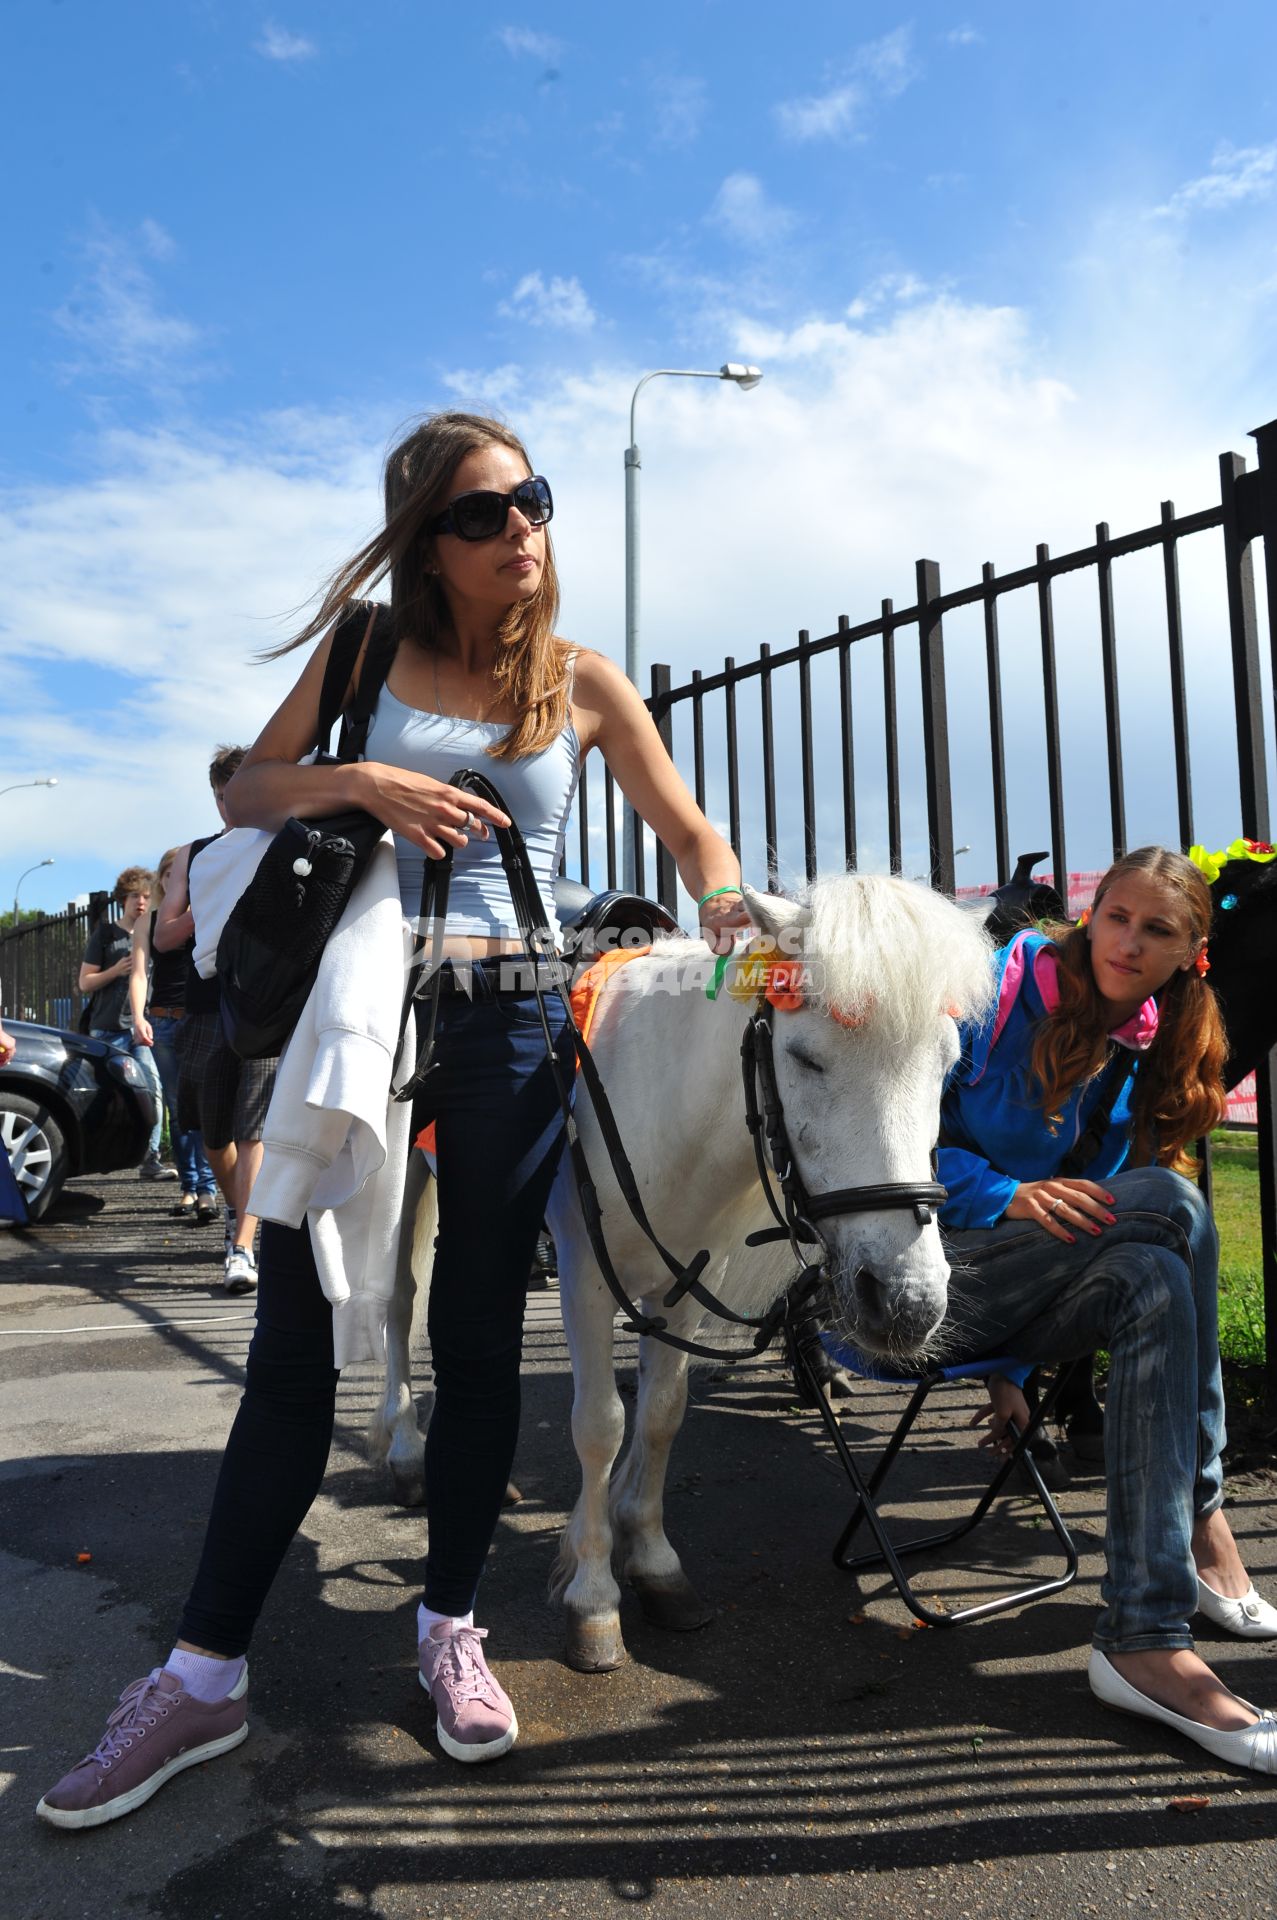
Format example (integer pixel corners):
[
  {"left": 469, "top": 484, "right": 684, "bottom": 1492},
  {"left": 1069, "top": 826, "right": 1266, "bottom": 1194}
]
[{"left": 0, "top": 1093, "right": 68, "bottom": 1223}]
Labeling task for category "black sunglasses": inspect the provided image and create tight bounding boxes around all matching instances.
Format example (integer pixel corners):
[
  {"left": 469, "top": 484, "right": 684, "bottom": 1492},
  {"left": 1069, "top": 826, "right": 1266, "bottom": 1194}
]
[{"left": 427, "top": 474, "right": 553, "bottom": 542}]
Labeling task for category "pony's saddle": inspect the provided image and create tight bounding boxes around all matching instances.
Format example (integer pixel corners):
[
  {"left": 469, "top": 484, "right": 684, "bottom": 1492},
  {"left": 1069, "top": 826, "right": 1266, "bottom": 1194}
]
[{"left": 551, "top": 878, "right": 683, "bottom": 975}]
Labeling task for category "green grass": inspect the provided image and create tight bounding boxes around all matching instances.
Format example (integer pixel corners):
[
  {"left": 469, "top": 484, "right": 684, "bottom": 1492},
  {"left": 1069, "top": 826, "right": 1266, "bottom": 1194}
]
[{"left": 1211, "top": 1129, "right": 1267, "bottom": 1367}]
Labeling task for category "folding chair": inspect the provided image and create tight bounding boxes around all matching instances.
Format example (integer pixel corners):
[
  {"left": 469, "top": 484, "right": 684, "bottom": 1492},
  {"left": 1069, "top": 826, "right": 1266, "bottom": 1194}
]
[{"left": 790, "top": 1334, "right": 1078, "bottom": 1628}]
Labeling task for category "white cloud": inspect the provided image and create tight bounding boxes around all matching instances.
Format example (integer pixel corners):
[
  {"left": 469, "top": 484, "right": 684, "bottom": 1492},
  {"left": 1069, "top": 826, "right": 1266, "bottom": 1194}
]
[
  {"left": 650, "top": 73, "right": 707, "bottom": 148},
  {"left": 138, "top": 218, "right": 176, "bottom": 260},
  {"left": 946, "top": 24, "right": 982, "bottom": 45},
  {"left": 52, "top": 220, "right": 205, "bottom": 389},
  {"left": 710, "top": 174, "right": 797, "bottom": 248},
  {"left": 500, "top": 271, "right": 597, "bottom": 331},
  {"left": 496, "top": 27, "right": 562, "bottom": 63},
  {"left": 440, "top": 363, "right": 525, "bottom": 407},
  {"left": 846, "top": 270, "right": 930, "bottom": 319},
  {"left": 775, "top": 26, "right": 915, "bottom": 143},
  {"left": 254, "top": 21, "right": 317, "bottom": 62},
  {"left": 1155, "top": 142, "right": 1277, "bottom": 217}
]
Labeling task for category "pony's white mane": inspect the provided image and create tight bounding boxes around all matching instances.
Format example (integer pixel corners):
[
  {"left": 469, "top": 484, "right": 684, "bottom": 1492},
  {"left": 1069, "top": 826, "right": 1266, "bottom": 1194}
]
[
  {"left": 643, "top": 873, "right": 994, "bottom": 1044},
  {"left": 801, "top": 873, "right": 994, "bottom": 1042}
]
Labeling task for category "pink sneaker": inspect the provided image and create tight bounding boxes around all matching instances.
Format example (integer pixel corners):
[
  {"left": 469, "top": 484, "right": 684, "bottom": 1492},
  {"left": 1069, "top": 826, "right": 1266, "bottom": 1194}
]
[
  {"left": 35, "top": 1666, "right": 249, "bottom": 1830},
  {"left": 419, "top": 1625, "right": 517, "bottom": 1763}
]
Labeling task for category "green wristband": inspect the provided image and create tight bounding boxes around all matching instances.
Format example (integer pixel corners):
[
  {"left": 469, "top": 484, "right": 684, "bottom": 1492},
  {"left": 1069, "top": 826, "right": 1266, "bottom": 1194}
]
[{"left": 698, "top": 885, "right": 743, "bottom": 909}]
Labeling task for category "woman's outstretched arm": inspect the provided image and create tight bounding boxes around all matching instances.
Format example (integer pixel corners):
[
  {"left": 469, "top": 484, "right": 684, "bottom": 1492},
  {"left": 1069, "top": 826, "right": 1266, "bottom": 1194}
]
[{"left": 573, "top": 649, "right": 749, "bottom": 951}]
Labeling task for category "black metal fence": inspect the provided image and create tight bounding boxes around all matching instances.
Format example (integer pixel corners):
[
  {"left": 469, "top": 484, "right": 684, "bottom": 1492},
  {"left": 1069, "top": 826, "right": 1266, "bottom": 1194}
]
[
  {"left": 1, "top": 892, "right": 110, "bottom": 1030},
  {"left": 563, "top": 420, "right": 1277, "bottom": 1384}
]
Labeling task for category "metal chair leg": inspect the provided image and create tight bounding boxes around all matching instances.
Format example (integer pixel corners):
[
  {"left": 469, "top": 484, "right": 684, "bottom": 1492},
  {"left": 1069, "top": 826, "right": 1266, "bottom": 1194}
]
[{"left": 791, "top": 1343, "right": 1079, "bottom": 1628}]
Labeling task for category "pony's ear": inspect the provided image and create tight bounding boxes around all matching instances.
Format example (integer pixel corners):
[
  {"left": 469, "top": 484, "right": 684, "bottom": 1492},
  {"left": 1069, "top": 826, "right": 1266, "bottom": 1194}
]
[{"left": 741, "top": 882, "right": 808, "bottom": 941}]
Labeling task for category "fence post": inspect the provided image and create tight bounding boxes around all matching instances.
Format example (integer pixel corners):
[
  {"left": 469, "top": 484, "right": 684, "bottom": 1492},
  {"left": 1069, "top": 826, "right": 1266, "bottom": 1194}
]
[
  {"left": 1219, "top": 449, "right": 1271, "bottom": 840},
  {"left": 650, "top": 663, "right": 678, "bottom": 915},
  {"left": 917, "top": 559, "right": 955, "bottom": 896},
  {"left": 1244, "top": 420, "right": 1277, "bottom": 1389},
  {"left": 1036, "top": 544, "right": 1069, "bottom": 896},
  {"left": 1095, "top": 521, "right": 1127, "bottom": 860}
]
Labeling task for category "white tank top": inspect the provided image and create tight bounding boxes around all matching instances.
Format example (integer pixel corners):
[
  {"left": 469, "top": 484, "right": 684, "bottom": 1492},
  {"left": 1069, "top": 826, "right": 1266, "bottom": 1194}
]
[{"left": 363, "top": 681, "right": 581, "bottom": 946}]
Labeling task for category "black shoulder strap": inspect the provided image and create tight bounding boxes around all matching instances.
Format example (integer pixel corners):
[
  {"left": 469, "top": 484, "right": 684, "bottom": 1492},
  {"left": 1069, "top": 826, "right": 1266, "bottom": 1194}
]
[
  {"left": 337, "top": 607, "right": 399, "bottom": 763},
  {"left": 1059, "top": 1049, "right": 1136, "bottom": 1177},
  {"left": 315, "top": 603, "right": 389, "bottom": 759}
]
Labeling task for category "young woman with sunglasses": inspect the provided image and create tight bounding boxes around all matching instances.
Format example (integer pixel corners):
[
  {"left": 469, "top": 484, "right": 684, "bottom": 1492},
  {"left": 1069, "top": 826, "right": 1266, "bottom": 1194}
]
[
  {"left": 941, "top": 848, "right": 1276, "bottom": 1773},
  {"left": 38, "top": 412, "right": 751, "bottom": 1828}
]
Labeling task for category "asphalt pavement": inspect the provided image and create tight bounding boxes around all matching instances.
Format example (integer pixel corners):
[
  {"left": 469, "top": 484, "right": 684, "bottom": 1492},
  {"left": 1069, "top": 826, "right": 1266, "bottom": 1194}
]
[{"left": 2, "top": 1173, "right": 1275, "bottom": 1920}]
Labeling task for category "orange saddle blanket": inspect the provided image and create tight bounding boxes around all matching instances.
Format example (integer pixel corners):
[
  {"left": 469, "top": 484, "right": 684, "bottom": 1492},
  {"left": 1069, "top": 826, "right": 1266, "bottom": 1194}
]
[{"left": 414, "top": 945, "right": 651, "bottom": 1156}]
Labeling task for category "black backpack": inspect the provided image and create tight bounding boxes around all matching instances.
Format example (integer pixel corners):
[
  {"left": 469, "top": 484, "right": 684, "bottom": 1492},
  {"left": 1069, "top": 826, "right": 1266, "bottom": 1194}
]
[{"left": 216, "top": 604, "right": 399, "bottom": 1059}]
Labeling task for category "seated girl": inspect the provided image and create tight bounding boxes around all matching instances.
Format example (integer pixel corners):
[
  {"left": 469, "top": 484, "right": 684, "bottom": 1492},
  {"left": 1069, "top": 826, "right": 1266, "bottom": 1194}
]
[{"left": 939, "top": 846, "right": 1276, "bottom": 1774}]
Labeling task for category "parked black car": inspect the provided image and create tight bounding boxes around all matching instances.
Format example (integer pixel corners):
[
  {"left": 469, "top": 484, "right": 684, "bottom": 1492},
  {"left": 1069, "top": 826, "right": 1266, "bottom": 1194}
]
[{"left": 0, "top": 1020, "right": 157, "bottom": 1221}]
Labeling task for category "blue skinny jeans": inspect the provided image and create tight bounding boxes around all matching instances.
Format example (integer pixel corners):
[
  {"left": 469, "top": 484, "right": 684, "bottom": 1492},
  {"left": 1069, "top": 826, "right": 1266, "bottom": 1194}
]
[
  {"left": 940, "top": 1165, "right": 1224, "bottom": 1653},
  {"left": 149, "top": 1014, "right": 216, "bottom": 1196},
  {"left": 179, "top": 973, "right": 573, "bottom": 1655}
]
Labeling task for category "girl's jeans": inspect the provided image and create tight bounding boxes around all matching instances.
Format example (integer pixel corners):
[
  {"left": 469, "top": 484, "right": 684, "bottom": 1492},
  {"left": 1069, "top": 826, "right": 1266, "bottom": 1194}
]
[
  {"left": 179, "top": 976, "right": 573, "bottom": 1655},
  {"left": 149, "top": 1014, "right": 216, "bottom": 1196},
  {"left": 941, "top": 1165, "right": 1223, "bottom": 1653}
]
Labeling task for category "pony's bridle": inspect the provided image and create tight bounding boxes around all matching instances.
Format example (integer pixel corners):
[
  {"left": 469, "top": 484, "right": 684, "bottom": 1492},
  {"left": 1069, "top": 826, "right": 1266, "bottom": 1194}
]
[{"left": 739, "top": 1005, "right": 947, "bottom": 1264}]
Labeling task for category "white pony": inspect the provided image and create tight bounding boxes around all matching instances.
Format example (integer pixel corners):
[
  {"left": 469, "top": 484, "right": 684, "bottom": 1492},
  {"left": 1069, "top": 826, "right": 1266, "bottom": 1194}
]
[{"left": 370, "top": 873, "right": 994, "bottom": 1671}]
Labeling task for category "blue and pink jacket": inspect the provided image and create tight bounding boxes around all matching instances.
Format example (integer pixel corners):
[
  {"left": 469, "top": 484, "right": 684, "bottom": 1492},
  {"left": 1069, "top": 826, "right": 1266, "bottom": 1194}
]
[{"left": 937, "top": 931, "right": 1159, "bottom": 1231}]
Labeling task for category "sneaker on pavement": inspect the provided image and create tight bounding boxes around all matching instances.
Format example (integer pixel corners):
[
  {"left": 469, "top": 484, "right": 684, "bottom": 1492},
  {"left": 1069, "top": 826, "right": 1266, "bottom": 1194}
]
[
  {"left": 223, "top": 1246, "right": 258, "bottom": 1295},
  {"left": 35, "top": 1666, "right": 248, "bottom": 1830},
  {"left": 419, "top": 1624, "right": 517, "bottom": 1762},
  {"left": 139, "top": 1152, "right": 179, "bottom": 1183}
]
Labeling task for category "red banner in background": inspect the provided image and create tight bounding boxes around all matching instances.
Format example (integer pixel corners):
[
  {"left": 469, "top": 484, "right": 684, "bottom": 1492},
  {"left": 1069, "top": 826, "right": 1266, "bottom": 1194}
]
[{"left": 957, "top": 872, "right": 1256, "bottom": 1129}]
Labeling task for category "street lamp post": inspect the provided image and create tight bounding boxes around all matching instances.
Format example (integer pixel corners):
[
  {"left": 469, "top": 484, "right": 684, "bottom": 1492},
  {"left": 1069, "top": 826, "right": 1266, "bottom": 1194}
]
[
  {"left": 622, "top": 363, "right": 762, "bottom": 892},
  {"left": 13, "top": 858, "right": 55, "bottom": 923},
  {"left": 0, "top": 777, "right": 58, "bottom": 800}
]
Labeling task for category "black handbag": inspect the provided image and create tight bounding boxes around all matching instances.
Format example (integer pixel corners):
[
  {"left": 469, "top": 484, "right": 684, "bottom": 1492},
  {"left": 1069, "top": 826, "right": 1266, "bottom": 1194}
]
[{"left": 216, "top": 603, "right": 398, "bottom": 1059}]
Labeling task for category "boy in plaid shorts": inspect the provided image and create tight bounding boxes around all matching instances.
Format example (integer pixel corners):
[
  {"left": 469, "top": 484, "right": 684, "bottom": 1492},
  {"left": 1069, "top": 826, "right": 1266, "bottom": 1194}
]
[{"left": 156, "top": 748, "right": 280, "bottom": 1294}]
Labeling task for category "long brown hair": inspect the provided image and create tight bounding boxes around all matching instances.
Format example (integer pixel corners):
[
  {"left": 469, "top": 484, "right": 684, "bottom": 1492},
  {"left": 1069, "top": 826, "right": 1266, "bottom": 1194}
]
[
  {"left": 1030, "top": 846, "right": 1227, "bottom": 1172},
  {"left": 151, "top": 847, "right": 183, "bottom": 913},
  {"left": 268, "top": 411, "right": 568, "bottom": 761}
]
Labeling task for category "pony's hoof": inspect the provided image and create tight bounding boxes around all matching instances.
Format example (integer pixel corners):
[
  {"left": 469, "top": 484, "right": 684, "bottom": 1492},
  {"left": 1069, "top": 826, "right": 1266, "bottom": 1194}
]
[
  {"left": 629, "top": 1572, "right": 715, "bottom": 1632},
  {"left": 564, "top": 1614, "right": 627, "bottom": 1672},
  {"left": 388, "top": 1463, "right": 426, "bottom": 1508}
]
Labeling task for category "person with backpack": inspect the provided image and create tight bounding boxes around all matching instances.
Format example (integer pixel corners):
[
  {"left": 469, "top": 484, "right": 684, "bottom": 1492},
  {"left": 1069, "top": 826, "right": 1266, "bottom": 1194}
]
[
  {"left": 37, "top": 409, "right": 749, "bottom": 1829},
  {"left": 940, "top": 847, "right": 1275, "bottom": 1774},
  {"left": 155, "top": 747, "right": 280, "bottom": 1292}
]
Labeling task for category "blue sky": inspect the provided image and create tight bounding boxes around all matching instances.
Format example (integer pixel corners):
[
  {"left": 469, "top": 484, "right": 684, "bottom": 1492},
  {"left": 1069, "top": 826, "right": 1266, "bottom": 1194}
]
[{"left": 3, "top": 1, "right": 1276, "bottom": 917}]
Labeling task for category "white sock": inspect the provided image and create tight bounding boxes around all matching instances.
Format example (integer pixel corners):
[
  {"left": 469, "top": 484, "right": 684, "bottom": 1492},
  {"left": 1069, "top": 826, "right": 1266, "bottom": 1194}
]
[
  {"left": 164, "top": 1646, "right": 246, "bottom": 1703},
  {"left": 418, "top": 1603, "right": 473, "bottom": 1644}
]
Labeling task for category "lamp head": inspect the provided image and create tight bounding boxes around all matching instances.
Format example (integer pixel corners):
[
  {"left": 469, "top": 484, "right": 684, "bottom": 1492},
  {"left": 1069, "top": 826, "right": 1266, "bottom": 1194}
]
[
  {"left": 43, "top": 777, "right": 58, "bottom": 788},
  {"left": 720, "top": 362, "right": 763, "bottom": 391}
]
